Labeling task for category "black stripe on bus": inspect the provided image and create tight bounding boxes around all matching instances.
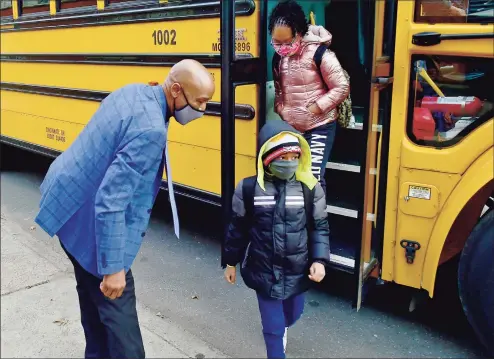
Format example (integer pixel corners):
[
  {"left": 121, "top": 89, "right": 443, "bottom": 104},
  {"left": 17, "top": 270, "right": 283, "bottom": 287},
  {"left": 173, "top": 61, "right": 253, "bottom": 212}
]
[
  {"left": 0, "top": 82, "right": 255, "bottom": 120},
  {"left": 0, "top": 53, "right": 253, "bottom": 67},
  {"left": 1, "top": 135, "right": 61, "bottom": 159},
  {"left": 1, "top": 0, "right": 255, "bottom": 32},
  {"left": 0, "top": 134, "right": 223, "bottom": 206}
]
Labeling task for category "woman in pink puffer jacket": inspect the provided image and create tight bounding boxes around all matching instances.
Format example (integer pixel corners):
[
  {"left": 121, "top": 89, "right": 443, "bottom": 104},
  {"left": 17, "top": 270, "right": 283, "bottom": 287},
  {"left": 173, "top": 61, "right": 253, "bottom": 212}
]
[{"left": 270, "top": 0, "right": 349, "bottom": 194}]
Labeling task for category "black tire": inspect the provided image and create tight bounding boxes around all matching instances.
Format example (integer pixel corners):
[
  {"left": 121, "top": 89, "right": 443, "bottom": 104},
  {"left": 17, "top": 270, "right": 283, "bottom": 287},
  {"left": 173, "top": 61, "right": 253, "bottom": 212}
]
[{"left": 458, "top": 208, "right": 494, "bottom": 355}]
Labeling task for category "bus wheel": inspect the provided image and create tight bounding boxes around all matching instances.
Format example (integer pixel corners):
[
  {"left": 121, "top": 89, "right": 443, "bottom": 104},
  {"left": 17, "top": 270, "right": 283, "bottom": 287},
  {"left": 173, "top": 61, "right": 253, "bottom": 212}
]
[{"left": 458, "top": 208, "right": 494, "bottom": 355}]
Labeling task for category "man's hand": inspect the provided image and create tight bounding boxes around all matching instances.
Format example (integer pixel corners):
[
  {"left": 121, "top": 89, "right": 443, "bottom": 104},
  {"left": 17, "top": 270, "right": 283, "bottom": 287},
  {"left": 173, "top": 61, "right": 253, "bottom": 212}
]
[
  {"left": 309, "top": 262, "right": 326, "bottom": 283},
  {"left": 224, "top": 266, "right": 236, "bottom": 284},
  {"left": 100, "top": 269, "right": 126, "bottom": 300}
]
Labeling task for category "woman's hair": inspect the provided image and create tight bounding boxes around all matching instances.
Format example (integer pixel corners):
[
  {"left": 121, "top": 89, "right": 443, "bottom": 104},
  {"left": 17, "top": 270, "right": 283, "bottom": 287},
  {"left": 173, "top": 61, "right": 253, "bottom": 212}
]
[{"left": 268, "top": 0, "right": 309, "bottom": 37}]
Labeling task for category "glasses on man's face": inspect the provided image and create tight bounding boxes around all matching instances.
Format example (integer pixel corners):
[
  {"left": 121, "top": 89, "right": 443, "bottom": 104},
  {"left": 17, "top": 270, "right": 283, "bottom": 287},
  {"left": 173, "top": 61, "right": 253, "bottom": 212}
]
[{"left": 270, "top": 36, "right": 297, "bottom": 49}]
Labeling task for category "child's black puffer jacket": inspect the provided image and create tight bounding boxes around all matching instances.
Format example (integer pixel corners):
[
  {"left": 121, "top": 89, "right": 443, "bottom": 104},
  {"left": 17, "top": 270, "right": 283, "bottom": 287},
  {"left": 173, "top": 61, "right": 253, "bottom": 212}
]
[{"left": 222, "top": 120, "right": 330, "bottom": 300}]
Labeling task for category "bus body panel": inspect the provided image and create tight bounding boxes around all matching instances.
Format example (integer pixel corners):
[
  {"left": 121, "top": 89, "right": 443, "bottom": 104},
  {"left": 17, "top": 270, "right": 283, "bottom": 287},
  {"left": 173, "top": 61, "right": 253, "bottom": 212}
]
[
  {"left": 422, "top": 147, "right": 494, "bottom": 296},
  {"left": 400, "top": 121, "right": 494, "bottom": 175},
  {"left": 393, "top": 169, "right": 461, "bottom": 289}
]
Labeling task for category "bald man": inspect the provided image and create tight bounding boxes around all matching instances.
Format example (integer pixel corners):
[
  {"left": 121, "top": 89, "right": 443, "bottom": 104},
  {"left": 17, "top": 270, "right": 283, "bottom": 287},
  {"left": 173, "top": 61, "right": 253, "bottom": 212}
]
[{"left": 34, "top": 59, "right": 214, "bottom": 359}]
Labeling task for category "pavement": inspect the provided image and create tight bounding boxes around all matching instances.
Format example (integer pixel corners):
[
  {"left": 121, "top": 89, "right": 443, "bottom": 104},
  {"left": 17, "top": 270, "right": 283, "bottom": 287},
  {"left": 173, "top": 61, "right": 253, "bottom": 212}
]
[{"left": 0, "top": 209, "right": 228, "bottom": 359}]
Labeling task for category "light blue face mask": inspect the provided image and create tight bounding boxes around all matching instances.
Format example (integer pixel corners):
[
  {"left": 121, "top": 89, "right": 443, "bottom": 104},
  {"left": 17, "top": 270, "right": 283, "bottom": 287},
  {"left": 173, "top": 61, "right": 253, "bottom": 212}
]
[
  {"left": 268, "top": 159, "right": 299, "bottom": 180},
  {"left": 174, "top": 93, "right": 205, "bottom": 125}
]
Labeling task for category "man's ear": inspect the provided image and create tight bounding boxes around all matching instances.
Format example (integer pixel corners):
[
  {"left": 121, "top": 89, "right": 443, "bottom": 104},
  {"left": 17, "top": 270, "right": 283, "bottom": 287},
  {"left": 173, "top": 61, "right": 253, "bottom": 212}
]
[{"left": 170, "top": 83, "right": 182, "bottom": 98}]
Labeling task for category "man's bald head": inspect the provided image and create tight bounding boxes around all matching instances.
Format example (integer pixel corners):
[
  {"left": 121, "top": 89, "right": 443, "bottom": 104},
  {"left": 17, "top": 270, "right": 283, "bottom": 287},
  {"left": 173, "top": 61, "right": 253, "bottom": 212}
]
[
  {"left": 168, "top": 59, "right": 214, "bottom": 94},
  {"left": 164, "top": 59, "right": 215, "bottom": 114}
]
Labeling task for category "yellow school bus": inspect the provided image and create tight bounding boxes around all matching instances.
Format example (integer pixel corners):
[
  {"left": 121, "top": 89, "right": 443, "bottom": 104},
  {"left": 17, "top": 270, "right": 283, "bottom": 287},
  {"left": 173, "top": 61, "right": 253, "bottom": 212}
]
[{"left": 1, "top": 0, "right": 493, "bottom": 353}]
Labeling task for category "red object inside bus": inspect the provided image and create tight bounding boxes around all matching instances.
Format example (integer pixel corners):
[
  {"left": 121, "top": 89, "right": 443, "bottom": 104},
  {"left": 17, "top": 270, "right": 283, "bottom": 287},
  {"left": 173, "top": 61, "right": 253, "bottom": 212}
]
[
  {"left": 421, "top": 96, "right": 482, "bottom": 117},
  {"left": 413, "top": 107, "right": 436, "bottom": 141}
]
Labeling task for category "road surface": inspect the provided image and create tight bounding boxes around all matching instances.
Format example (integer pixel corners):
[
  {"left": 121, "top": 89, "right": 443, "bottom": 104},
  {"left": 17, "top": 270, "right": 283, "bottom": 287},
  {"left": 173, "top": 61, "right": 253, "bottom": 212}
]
[{"left": 0, "top": 144, "right": 485, "bottom": 358}]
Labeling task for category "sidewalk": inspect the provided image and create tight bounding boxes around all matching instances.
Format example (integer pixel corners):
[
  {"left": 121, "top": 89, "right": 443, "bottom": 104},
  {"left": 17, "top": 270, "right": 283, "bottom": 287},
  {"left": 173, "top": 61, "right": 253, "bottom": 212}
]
[{"left": 0, "top": 211, "right": 228, "bottom": 359}]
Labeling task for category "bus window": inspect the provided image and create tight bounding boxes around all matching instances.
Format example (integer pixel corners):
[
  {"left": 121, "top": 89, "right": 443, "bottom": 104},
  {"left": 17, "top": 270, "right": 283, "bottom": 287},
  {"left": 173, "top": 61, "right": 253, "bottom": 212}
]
[
  {"left": 60, "top": 0, "right": 96, "bottom": 10},
  {"left": 408, "top": 55, "right": 494, "bottom": 146},
  {"left": 21, "top": 0, "right": 49, "bottom": 14},
  {"left": 1, "top": 0, "right": 12, "bottom": 17},
  {"left": 415, "top": 0, "right": 494, "bottom": 23}
]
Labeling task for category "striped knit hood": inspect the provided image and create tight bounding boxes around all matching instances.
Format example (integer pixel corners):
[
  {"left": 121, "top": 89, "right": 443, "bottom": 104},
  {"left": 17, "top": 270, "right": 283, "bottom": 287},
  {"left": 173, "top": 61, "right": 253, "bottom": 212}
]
[{"left": 256, "top": 120, "right": 317, "bottom": 191}]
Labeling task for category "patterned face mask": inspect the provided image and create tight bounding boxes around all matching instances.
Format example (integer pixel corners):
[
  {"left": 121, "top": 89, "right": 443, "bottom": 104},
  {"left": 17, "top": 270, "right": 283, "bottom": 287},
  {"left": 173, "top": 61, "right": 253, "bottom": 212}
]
[{"left": 272, "top": 38, "right": 302, "bottom": 57}]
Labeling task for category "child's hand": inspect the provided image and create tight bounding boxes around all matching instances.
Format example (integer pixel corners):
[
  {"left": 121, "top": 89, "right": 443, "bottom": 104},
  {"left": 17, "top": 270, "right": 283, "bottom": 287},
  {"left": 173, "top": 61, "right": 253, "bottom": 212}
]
[
  {"left": 309, "top": 262, "right": 326, "bottom": 282},
  {"left": 224, "top": 266, "right": 236, "bottom": 284},
  {"left": 307, "top": 102, "right": 322, "bottom": 115}
]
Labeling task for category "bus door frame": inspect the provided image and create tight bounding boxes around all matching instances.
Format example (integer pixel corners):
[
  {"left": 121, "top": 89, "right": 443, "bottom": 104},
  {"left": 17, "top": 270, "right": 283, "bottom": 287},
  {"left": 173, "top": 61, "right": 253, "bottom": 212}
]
[
  {"left": 220, "top": 0, "right": 268, "bottom": 266},
  {"left": 354, "top": 0, "right": 397, "bottom": 310}
]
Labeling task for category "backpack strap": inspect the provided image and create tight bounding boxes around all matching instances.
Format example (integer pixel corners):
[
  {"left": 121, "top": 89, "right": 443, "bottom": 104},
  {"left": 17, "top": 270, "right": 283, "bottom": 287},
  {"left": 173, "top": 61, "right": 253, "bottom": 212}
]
[
  {"left": 313, "top": 44, "right": 328, "bottom": 74},
  {"left": 302, "top": 183, "right": 315, "bottom": 231},
  {"left": 242, "top": 175, "right": 257, "bottom": 220}
]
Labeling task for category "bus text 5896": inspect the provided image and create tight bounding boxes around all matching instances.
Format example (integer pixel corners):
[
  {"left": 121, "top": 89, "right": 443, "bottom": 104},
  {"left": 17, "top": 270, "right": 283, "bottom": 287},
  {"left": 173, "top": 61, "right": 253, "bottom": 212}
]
[{"left": 212, "top": 42, "right": 251, "bottom": 52}]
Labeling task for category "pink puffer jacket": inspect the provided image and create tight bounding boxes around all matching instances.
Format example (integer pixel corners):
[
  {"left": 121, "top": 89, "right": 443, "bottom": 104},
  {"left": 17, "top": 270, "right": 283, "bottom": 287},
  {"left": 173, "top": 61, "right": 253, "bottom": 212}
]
[{"left": 274, "top": 25, "right": 350, "bottom": 133}]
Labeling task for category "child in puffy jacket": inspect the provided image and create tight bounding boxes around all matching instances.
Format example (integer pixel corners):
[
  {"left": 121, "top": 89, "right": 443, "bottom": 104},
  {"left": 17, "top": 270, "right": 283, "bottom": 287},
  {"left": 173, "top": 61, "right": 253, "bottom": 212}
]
[
  {"left": 270, "top": 0, "right": 349, "bottom": 194},
  {"left": 222, "top": 120, "right": 330, "bottom": 358}
]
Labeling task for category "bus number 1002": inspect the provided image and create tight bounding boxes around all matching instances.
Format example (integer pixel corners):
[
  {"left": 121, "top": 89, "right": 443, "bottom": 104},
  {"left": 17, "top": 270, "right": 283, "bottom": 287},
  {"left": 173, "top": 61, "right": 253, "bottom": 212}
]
[{"left": 152, "top": 30, "right": 177, "bottom": 46}]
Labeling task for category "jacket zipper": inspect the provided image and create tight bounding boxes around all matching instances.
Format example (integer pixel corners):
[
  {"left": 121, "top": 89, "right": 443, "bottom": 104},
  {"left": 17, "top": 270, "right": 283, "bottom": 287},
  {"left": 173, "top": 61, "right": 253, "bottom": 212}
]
[
  {"left": 281, "top": 181, "right": 286, "bottom": 298},
  {"left": 241, "top": 242, "right": 251, "bottom": 269},
  {"left": 272, "top": 181, "right": 286, "bottom": 297}
]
